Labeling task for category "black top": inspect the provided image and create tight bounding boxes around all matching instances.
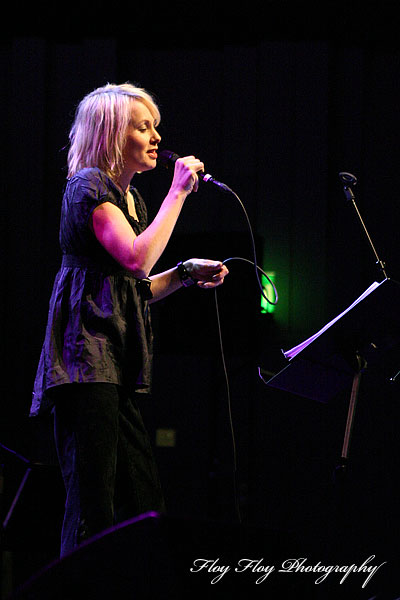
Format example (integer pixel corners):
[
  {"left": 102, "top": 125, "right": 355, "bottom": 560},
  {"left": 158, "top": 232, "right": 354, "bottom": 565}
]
[{"left": 30, "top": 168, "right": 153, "bottom": 416}]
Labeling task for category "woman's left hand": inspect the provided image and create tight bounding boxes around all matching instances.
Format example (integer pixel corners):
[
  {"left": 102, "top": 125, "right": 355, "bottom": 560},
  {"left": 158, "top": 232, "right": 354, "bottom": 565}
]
[{"left": 184, "top": 259, "right": 229, "bottom": 288}]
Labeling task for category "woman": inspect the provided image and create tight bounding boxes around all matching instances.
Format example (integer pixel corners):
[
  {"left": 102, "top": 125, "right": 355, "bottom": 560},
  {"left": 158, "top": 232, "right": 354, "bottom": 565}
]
[{"left": 30, "top": 83, "right": 228, "bottom": 557}]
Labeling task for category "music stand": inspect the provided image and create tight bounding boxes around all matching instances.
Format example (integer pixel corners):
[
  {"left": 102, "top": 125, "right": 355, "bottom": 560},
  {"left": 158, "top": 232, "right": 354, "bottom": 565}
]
[
  {"left": 259, "top": 277, "right": 400, "bottom": 466},
  {"left": 260, "top": 171, "right": 399, "bottom": 467}
]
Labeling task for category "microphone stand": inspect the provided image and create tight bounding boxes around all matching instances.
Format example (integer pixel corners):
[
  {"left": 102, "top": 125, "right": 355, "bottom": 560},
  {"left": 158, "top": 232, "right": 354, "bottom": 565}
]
[
  {"left": 339, "top": 172, "right": 388, "bottom": 280},
  {"left": 327, "top": 174, "right": 394, "bottom": 555},
  {"left": 334, "top": 173, "right": 393, "bottom": 479},
  {"left": 340, "top": 173, "right": 400, "bottom": 387},
  {"left": 339, "top": 172, "right": 400, "bottom": 379}
]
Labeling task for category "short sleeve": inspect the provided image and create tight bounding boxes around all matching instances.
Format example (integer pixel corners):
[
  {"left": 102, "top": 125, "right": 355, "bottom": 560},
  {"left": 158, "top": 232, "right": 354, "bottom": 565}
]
[
  {"left": 67, "top": 168, "right": 120, "bottom": 229},
  {"left": 60, "top": 168, "right": 123, "bottom": 256}
]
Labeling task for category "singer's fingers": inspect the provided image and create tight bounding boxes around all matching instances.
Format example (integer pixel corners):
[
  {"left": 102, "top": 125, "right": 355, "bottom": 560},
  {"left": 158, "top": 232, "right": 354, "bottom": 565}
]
[
  {"left": 193, "top": 159, "right": 205, "bottom": 173},
  {"left": 173, "top": 156, "right": 204, "bottom": 193},
  {"left": 185, "top": 258, "right": 221, "bottom": 271},
  {"left": 176, "top": 156, "right": 204, "bottom": 172},
  {"left": 191, "top": 159, "right": 204, "bottom": 193},
  {"left": 196, "top": 274, "right": 226, "bottom": 289},
  {"left": 184, "top": 259, "right": 228, "bottom": 281}
]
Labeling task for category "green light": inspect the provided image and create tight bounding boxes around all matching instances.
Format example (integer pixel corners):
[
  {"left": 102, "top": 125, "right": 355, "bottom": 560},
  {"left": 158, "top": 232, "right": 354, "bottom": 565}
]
[{"left": 261, "top": 271, "right": 276, "bottom": 314}]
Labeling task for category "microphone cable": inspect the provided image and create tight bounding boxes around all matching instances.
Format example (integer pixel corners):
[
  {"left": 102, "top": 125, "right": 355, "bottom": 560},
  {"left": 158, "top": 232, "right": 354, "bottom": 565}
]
[
  {"left": 218, "top": 184, "right": 279, "bottom": 307},
  {"left": 212, "top": 184, "right": 279, "bottom": 524},
  {"left": 159, "top": 154, "right": 279, "bottom": 522}
]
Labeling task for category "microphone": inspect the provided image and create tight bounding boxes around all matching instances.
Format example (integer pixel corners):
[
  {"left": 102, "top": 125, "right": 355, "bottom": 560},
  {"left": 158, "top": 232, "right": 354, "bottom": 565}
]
[
  {"left": 158, "top": 149, "right": 231, "bottom": 193},
  {"left": 339, "top": 171, "right": 357, "bottom": 201},
  {"left": 339, "top": 171, "right": 357, "bottom": 186}
]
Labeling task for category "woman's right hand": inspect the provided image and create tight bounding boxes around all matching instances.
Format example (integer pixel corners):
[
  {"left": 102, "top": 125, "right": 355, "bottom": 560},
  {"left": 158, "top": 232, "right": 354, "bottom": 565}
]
[
  {"left": 92, "top": 156, "right": 205, "bottom": 279},
  {"left": 170, "top": 155, "right": 204, "bottom": 194}
]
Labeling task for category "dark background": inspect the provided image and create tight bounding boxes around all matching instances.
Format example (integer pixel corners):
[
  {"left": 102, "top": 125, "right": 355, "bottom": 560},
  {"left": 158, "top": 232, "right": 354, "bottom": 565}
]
[{"left": 1, "top": 1, "right": 399, "bottom": 596}]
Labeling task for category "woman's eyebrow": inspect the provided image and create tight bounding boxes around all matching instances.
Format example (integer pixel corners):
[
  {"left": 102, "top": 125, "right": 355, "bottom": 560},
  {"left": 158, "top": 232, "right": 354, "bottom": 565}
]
[{"left": 134, "top": 119, "right": 157, "bottom": 127}]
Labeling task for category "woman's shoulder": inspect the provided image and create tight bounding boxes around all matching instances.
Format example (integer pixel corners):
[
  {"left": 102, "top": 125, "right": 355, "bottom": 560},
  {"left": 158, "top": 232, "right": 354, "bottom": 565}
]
[
  {"left": 66, "top": 168, "right": 120, "bottom": 202},
  {"left": 68, "top": 167, "right": 112, "bottom": 188}
]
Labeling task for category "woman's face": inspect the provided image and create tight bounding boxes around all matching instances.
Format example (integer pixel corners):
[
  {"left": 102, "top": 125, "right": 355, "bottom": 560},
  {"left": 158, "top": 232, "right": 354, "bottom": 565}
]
[{"left": 122, "top": 100, "right": 161, "bottom": 175}]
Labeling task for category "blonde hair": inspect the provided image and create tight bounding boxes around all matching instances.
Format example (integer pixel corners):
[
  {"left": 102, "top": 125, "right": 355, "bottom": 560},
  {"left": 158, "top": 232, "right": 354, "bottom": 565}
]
[{"left": 67, "top": 83, "right": 161, "bottom": 180}]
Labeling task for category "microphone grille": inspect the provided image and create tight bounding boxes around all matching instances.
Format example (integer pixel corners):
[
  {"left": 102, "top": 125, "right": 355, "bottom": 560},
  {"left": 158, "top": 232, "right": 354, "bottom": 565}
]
[
  {"left": 339, "top": 171, "right": 357, "bottom": 186},
  {"left": 158, "top": 149, "right": 180, "bottom": 168}
]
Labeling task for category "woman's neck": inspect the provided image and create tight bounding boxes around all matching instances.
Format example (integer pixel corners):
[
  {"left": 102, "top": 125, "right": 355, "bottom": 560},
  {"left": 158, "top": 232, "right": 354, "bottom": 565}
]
[{"left": 116, "top": 169, "right": 135, "bottom": 195}]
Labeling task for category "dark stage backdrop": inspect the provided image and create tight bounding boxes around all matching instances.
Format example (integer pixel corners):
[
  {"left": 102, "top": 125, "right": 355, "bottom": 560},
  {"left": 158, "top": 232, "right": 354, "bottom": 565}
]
[{"left": 1, "top": 1, "right": 399, "bottom": 591}]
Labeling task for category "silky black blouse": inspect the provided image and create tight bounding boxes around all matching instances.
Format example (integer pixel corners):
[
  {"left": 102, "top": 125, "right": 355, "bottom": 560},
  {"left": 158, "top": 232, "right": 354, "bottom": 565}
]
[{"left": 30, "top": 168, "right": 153, "bottom": 416}]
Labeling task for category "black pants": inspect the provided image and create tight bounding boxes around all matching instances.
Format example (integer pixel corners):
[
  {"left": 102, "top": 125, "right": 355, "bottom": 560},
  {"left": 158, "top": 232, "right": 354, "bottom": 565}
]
[{"left": 52, "top": 383, "right": 165, "bottom": 557}]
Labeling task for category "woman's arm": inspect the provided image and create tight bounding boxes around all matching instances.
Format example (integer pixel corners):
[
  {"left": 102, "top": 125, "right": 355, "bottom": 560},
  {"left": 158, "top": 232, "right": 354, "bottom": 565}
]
[
  {"left": 148, "top": 259, "right": 229, "bottom": 303},
  {"left": 91, "top": 156, "right": 203, "bottom": 279}
]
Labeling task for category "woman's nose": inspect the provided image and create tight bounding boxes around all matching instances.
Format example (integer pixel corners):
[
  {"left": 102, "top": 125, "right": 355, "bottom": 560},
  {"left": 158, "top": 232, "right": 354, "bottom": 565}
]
[{"left": 152, "top": 127, "right": 161, "bottom": 144}]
